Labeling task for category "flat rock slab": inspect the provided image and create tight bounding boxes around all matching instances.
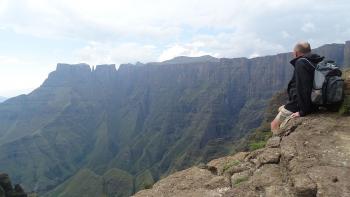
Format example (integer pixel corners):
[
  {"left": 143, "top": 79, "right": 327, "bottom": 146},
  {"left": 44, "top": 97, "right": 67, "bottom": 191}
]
[
  {"left": 266, "top": 136, "right": 281, "bottom": 148},
  {"left": 133, "top": 167, "right": 230, "bottom": 197},
  {"left": 207, "top": 152, "right": 248, "bottom": 175},
  {"left": 250, "top": 164, "right": 283, "bottom": 187},
  {"left": 292, "top": 174, "right": 317, "bottom": 197},
  {"left": 265, "top": 185, "right": 294, "bottom": 197},
  {"left": 231, "top": 170, "right": 251, "bottom": 187},
  {"left": 307, "top": 166, "right": 350, "bottom": 197},
  {"left": 257, "top": 148, "right": 281, "bottom": 165}
]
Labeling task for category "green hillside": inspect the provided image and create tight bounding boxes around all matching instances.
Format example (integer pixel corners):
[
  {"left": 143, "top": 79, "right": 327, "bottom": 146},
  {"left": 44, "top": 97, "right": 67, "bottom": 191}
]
[{"left": 46, "top": 168, "right": 133, "bottom": 197}]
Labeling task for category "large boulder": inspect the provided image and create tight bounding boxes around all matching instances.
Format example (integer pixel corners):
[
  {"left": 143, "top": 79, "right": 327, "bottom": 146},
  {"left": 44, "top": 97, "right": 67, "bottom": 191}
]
[{"left": 206, "top": 152, "right": 249, "bottom": 176}]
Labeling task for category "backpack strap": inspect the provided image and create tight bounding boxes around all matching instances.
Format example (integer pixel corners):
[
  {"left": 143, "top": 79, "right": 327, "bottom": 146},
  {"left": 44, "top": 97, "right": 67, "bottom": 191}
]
[{"left": 300, "top": 58, "right": 316, "bottom": 69}]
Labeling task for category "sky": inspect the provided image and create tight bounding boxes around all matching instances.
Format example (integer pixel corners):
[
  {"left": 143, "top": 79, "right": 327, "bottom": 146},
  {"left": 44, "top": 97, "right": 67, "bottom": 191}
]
[{"left": 0, "top": 0, "right": 350, "bottom": 97}]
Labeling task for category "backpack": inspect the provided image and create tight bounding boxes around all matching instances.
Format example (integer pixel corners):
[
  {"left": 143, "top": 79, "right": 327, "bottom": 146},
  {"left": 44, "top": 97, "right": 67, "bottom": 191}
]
[{"left": 302, "top": 58, "right": 344, "bottom": 106}]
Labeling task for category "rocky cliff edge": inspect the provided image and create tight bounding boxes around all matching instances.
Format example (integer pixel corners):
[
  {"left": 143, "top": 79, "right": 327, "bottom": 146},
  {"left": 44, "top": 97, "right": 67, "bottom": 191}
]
[{"left": 133, "top": 113, "right": 350, "bottom": 197}]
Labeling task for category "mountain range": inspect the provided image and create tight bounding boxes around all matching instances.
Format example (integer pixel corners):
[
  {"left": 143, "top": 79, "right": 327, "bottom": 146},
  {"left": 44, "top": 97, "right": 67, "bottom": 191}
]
[{"left": 0, "top": 41, "right": 349, "bottom": 196}]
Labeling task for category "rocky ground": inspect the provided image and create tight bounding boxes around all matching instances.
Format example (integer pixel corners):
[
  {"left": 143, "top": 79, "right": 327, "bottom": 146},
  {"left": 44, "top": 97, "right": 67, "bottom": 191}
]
[{"left": 133, "top": 113, "right": 350, "bottom": 197}]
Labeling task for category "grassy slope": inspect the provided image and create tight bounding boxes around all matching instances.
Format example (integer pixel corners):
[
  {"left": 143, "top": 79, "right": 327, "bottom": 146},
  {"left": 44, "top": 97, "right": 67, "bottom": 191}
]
[
  {"left": 235, "top": 91, "right": 288, "bottom": 151},
  {"left": 45, "top": 168, "right": 133, "bottom": 197}
]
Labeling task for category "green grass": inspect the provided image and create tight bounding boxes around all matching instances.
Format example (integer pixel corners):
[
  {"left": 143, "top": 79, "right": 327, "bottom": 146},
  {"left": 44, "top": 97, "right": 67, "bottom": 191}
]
[
  {"left": 45, "top": 168, "right": 133, "bottom": 197},
  {"left": 339, "top": 96, "right": 350, "bottom": 115},
  {"left": 249, "top": 141, "right": 267, "bottom": 151},
  {"left": 135, "top": 170, "right": 155, "bottom": 191},
  {"left": 233, "top": 176, "right": 249, "bottom": 185},
  {"left": 246, "top": 126, "right": 272, "bottom": 151},
  {"left": 46, "top": 169, "right": 104, "bottom": 197},
  {"left": 223, "top": 160, "right": 240, "bottom": 172},
  {"left": 144, "top": 184, "right": 153, "bottom": 189}
]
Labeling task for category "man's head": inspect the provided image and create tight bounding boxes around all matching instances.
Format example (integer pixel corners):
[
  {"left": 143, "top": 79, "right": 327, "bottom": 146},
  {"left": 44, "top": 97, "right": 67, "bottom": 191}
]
[{"left": 293, "top": 42, "right": 311, "bottom": 58}]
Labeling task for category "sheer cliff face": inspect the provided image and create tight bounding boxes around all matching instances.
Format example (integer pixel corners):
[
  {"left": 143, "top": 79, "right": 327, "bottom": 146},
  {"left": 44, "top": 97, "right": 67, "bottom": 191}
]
[
  {"left": 0, "top": 41, "right": 348, "bottom": 195},
  {"left": 344, "top": 41, "right": 350, "bottom": 67}
]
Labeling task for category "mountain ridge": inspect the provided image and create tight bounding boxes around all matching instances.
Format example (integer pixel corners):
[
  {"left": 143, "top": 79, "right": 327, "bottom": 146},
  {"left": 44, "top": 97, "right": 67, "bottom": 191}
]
[{"left": 0, "top": 41, "right": 349, "bottom": 196}]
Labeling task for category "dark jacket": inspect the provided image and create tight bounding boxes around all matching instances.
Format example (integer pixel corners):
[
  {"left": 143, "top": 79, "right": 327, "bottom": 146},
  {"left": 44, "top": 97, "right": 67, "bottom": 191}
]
[{"left": 285, "top": 53, "right": 324, "bottom": 116}]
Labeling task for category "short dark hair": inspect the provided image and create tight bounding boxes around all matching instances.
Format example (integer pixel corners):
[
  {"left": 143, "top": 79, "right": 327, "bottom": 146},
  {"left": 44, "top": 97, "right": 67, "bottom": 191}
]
[{"left": 294, "top": 42, "right": 311, "bottom": 54}]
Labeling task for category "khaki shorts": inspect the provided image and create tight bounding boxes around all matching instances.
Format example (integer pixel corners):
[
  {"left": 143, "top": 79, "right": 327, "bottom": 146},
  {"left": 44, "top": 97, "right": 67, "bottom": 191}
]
[{"left": 274, "top": 105, "right": 293, "bottom": 128}]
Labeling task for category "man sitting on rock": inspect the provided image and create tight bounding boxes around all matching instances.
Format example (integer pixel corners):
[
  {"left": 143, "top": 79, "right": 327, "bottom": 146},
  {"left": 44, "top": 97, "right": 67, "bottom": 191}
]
[{"left": 271, "top": 42, "right": 324, "bottom": 133}]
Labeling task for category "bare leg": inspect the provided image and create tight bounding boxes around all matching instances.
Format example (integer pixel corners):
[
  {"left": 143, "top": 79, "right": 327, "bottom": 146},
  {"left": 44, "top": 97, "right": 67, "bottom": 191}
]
[
  {"left": 271, "top": 119, "right": 280, "bottom": 134},
  {"left": 270, "top": 106, "right": 286, "bottom": 134}
]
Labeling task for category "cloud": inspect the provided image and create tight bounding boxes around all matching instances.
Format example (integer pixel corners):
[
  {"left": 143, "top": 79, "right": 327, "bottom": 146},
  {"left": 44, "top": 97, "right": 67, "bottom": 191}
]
[
  {"left": 1, "top": 0, "right": 350, "bottom": 97},
  {"left": 0, "top": 0, "right": 184, "bottom": 41},
  {"left": 158, "top": 43, "right": 214, "bottom": 61},
  {"left": 281, "top": 31, "right": 291, "bottom": 39},
  {"left": 0, "top": 56, "right": 23, "bottom": 65},
  {"left": 74, "top": 42, "right": 159, "bottom": 66},
  {"left": 186, "top": 32, "right": 285, "bottom": 58},
  {"left": 1, "top": 0, "right": 347, "bottom": 43},
  {"left": 301, "top": 22, "right": 316, "bottom": 33},
  {"left": 1, "top": 0, "right": 349, "bottom": 61},
  {"left": 0, "top": 55, "right": 54, "bottom": 97}
]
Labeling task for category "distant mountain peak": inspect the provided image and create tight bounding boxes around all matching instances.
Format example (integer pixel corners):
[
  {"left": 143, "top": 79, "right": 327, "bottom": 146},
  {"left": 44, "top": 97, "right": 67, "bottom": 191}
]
[
  {"left": 56, "top": 63, "right": 91, "bottom": 72},
  {"left": 161, "top": 55, "right": 219, "bottom": 65},
  {"left": 95, "top": 64, "right": 116, "bottom": 71}
]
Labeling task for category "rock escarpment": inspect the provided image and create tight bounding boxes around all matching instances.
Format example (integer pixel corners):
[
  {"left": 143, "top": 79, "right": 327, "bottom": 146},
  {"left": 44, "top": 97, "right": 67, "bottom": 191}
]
[
  {"left": 344, "top": 41, "right": 350, "bottom": 67},
  {"left": 134, "top": 114, "right": 350, "bottom": 197},
  {"left": 0, "top": 41, "right": 349, "bottom": 195}
]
